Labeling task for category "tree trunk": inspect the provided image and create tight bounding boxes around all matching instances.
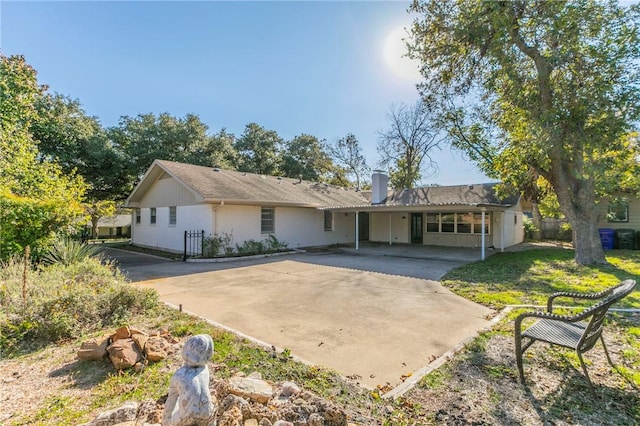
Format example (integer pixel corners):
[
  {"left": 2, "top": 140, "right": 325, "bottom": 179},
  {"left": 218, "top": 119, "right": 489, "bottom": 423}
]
[
  {"left": 531, "top": 202, "right": 543, "bottom": 241},
  {"left": 552, "top": 176, "right": 606, "bottom": 265},
  {"left": 91, "top": 216, "right": 99, "bottom": 239}
]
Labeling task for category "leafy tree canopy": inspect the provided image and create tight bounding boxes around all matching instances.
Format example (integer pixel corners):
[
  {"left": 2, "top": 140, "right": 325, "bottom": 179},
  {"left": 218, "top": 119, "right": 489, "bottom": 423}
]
[
  {"left": 409, "top": 0, "right": 640, "bottom": 264},
  {"left": 234, "top": 123, "right": 284, "bottom": 176},
  {"left": 0, "top": 55, "right": 87, "bottom": 259}
]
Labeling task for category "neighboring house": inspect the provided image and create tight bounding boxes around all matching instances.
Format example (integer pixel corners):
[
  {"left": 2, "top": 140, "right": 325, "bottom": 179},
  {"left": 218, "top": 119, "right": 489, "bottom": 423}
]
[
  {"left": 125, "top": 160, "right": 525, "bottom": 257},
  {"left": 596, "top": 194, "right": 640, "bottom": 231},
  {"left": 88, "top": 214, "right": 132, "bottom": 239}
]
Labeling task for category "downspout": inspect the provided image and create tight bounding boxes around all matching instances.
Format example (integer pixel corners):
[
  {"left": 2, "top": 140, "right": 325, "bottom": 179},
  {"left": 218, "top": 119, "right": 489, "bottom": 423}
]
[
  {"left": 481, "top": 209, "right": 486, "bottom": 260},
  {"left": 211, "top": 201, "right": 224, "bottom": 235},
  {"left": 389, "top": 213, "right": 392, "bottom": 245},
  {"left": 355, "top": 211, "right": 360, "bottom": 251}
]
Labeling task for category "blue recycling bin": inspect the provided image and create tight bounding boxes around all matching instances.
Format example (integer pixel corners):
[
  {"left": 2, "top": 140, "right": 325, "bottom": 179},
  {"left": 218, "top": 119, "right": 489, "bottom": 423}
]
[{"left": 598, "top": 228, "right": 615, "bottom": 250}]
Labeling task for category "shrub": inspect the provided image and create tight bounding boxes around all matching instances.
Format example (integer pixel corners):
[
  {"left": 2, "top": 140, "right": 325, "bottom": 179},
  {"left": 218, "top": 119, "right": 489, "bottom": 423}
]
[
  {"left": 522, "top": 216, "right": 538, "bottom": 241},
  {"left": 558, "top": 222, "right": 573, "bottom": 241},
  {"left": 41, "top": 237, "right": 102, "bottom": 266},
  {"left": 265, "top": 235, "right": 288, "bottom": 252},
  {"left": 0, "top": 256, "right": 158, "bottom": 357},
  {"left": 202, "top": 232, "right": 235, "bottom": 258},
  {"left": 236, "top": 239, "right": 266, "bottom": 256}
]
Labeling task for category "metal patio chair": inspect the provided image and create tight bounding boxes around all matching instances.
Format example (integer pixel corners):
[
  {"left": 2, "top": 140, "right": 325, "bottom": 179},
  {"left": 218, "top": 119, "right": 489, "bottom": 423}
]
[{"left": 514, "top": 279, "right": 637, "bottom": 393}]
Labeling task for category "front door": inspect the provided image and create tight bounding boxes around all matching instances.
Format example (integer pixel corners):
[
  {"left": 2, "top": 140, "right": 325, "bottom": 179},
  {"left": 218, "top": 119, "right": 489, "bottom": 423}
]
[
  {"left": 358, "top": 212, "right": 369, "bottom": 241},
  {"left": 411, "top": 213, "right": 423, "bottom": 244}
]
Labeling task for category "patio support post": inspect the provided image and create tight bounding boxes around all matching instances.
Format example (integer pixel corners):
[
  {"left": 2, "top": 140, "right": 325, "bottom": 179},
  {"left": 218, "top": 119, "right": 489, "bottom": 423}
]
[
  {"left": 355, "top": 211, "right": 359, "bottom": 251},
  {"left": 481, "top": 209, "right": 486, "bottom": 260},
  {"left": 501, "top": 211, "right": 505, "bottom": 252},
  {"left": 389, "top": 213, "right": 392, "bottom": 245}
]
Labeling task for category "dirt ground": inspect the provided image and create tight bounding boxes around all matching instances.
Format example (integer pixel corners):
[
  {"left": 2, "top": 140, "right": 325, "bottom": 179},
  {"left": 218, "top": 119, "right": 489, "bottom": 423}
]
[{"left": 2, "top": 317, "right": 638, "bottom": 425}]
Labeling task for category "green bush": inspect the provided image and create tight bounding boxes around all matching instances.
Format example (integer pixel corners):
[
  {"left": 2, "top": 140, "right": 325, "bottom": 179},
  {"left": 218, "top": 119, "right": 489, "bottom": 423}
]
[
  {"left": 558, "top": 222, "right": 573, "bottom": 241},
  {"left": 522, "top": 216, "right": 538, "bottom": 240},
  {"left": 41, "top": 237, "right": 102, "bottom": 266},
  {"left": 236, "top": 239, "right": 266, "bottom": 256},
  {"left": 202, "top": 232, "right": 234, "bottom": 258},
  {"left": 0, "top": 256, "right": 158, "bottom": 357}
]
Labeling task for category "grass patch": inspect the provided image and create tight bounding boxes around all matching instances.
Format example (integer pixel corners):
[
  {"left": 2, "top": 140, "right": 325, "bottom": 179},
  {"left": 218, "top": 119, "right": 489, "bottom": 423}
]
[{"left": 441, "top": 249, "right": 640, "bottom": 309}]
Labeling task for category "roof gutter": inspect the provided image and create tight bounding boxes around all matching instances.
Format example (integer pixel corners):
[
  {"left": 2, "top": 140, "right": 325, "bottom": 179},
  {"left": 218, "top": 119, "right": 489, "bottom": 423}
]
[{"left": 202, "top": 198, "right": 320, "bottom": 208}]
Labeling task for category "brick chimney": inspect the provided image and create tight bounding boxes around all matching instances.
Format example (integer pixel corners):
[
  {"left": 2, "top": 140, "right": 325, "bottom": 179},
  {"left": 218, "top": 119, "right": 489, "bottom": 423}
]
[{"left": 371, "top": 170, "right": 389, "bottom": 204}]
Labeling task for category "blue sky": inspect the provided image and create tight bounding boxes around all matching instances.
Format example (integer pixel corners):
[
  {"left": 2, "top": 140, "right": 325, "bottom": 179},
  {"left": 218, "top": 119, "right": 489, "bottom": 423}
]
[{"left": 1, "top": 0, "right": 488, "bottom": 185}]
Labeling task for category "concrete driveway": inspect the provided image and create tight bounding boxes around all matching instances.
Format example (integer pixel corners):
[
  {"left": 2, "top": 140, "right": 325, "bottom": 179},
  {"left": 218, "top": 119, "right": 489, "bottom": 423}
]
[{"left": 105, "top": 248, "right": 493, "bottom": 390}]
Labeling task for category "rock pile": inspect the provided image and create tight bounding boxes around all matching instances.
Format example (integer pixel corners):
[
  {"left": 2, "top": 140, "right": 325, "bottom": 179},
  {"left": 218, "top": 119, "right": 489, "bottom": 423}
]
[
  {"left": 81, "top": 373, "right": 356, "bottom": 426},
  {"left": 77, "top": 326, "right": 177, "bottom": 370}
]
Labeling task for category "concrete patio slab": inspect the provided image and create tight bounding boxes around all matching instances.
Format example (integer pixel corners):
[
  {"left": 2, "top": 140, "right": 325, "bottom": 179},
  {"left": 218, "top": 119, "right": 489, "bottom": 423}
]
[{"left": 108, "top": 248, "right": 494, "bottom": 389}]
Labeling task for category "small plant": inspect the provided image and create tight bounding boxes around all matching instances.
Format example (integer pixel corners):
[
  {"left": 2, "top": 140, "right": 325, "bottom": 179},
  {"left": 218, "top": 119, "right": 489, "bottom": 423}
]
[
  {"left": 522, "top": 216, "right": 538, "bottom": 241},
  {"left": 265, "top": 235, "right": 288, "bottom": 252},
  {"left": 202, "top": 232, "right": 235, "bottom": 258},
  {"left": 41, "top": 237, "right": 102, "bottom": 266},
  {"left": 219, "top": 231, "right": 234, "bottom": 255},
  {"left": 558, "top": 222, "right": 573, "bottom": 241},
  {"left": 202, "top": 235, "right": 221, "bottom": 258},
  {"left": 236, "top": 239, "right": 266, "bottom": 256}
]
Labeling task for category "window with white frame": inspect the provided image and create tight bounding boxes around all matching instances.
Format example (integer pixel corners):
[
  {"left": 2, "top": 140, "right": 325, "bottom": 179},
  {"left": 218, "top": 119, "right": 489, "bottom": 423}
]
[
  {"left": 426, "top": 213, "right": 439, "bottom": 232},
  {"left": 169, "top": 206, "right": 177, "bottom": 225},
  {"left": 324, "top": 210, "right": 333, "bottom": 231},
  {"left": 607, "top": 198, "right": 629, "bottom": 222},
  {"left": 424, "top": 212, "right": 491, "bottom": 235},
  {"left": 150, "top": 207, "right": 157, "bottom": 224},
  {"left": 261, "top": 207, "right": 275, "bottom": 234},
  {"left": 135, "top": 208, "right": 141, "bottom": 224}
]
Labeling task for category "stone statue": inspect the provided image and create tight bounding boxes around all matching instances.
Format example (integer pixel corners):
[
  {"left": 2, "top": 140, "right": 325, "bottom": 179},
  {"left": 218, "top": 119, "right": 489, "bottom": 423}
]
[{"left": 163, "top": 334, "right": 216, "bottom": 426}]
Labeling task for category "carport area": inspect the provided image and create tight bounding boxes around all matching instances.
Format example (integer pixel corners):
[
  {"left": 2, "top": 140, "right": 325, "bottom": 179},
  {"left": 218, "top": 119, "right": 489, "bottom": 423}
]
[{"left": 108, "top": 248, "right": 494, "bottom": 391}]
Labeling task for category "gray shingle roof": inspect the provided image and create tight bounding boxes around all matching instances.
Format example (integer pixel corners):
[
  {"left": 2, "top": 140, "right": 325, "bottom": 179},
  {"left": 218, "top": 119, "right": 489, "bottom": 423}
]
[
  {"left": 127, "top": 160, "right": 518, "bottom": 210},
  {"left": 383, "top": 184, "right": 518, "bottom": 207},
  {"left": 129, "top": 160, "right": 369, "bottom": 208}
]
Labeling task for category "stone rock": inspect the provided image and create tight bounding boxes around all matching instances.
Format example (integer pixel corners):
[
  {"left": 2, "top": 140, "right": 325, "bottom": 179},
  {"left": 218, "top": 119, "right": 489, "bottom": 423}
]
[
  {"left": 258, "top": 420, "right": 272, "bottom": 426},
  {"left": 323, "top": 405, "right": 347, "bottom": 426},
  {"left": 110, "top": 326, "right": 132, "bottom": 342},
  {"left": 137, "top": 399, "right": 161, "bottom": 424},
  {"left": 131, "top": 333, "right": 149, "bottom": 352},
  {"left": 87, "top": 401, "right": 138, "bottom": 426},
  {"left": 229, "top": 377, "right": 273, "bottom": 404},
  {"left": 77, "top": 335, "right": 110, "bottom": 360},
  {"left": 218, "top": 405, "right": 243, "bottom": 426},
  {"left": 272, "top": 421, "right": 293, "bottom": 426},
  {"left": 220, "top": 394, "right": 250, "bottom": 414},
  {"left": 279, "top": 382, "right": 301, "bottom": 398},
  {"left": 107, "top": 338, "right": 143, "bottom": 370},
  {"left": 145, "top": 335, "right": 173, "bottom": 362},
  {"left": 308, "top": 413, "right": 324, "bottom": 426},
  {"left": 163, "top": 334, "right": 216, "bottom": 426},
  {"left": 244, "top": 419, "right": 259, "bottom": 426}
]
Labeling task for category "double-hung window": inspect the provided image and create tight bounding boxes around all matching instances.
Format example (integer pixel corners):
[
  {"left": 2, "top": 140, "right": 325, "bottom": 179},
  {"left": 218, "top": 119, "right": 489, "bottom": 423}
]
[
  {"left": 169, "top": 206, "right": 177, "bottom": 225},
  {"left": 324, "top": 211, "right": 333, "bottom": 231},
  {"left": 261, "top": 207, "right": 275, "bottom": 234},
  {"left": 150, "top": 207, "right": 157, "bottom": 225}
]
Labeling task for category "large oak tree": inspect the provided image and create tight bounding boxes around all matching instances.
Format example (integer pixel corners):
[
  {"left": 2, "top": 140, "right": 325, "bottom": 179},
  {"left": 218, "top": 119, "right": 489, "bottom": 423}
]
[{"left": 409, "top": 0, "right": 640, "bottom": 264}]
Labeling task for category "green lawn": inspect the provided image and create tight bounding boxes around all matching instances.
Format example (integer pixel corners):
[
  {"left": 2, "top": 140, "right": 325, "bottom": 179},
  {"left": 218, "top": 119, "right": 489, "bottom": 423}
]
[{"left": 441, "top": 248, "right": 640, "bottom": 309}]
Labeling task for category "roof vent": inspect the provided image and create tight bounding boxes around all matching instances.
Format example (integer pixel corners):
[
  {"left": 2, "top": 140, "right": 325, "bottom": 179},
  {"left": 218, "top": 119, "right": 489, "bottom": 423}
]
[
  {"left": 468, "top": 184, "right": 474, "bottom": 189},
  {"left": 243, "top": 172, "right": 247, "bottom": 176},
  {"left": 212, "top": 167, "right": 221, "bottom": 172}
]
